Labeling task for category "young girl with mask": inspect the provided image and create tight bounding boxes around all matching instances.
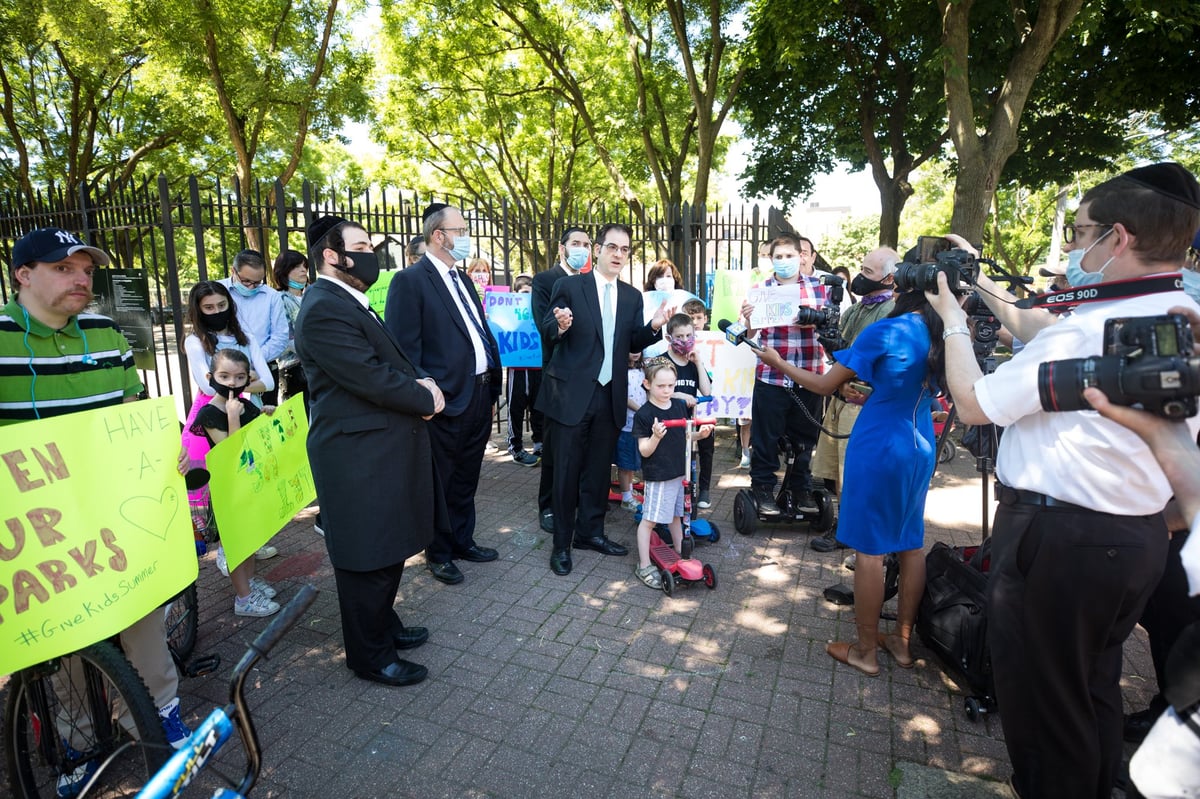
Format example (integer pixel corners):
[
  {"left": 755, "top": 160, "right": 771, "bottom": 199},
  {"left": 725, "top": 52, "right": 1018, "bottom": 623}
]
[
  {"left": 181, "top": 281, "right": 275, "bottom": 572},
  {"left": 644, "top": 259, "right": 684, "bottom": 293},
  {"left": 189, "top": 348, "right": 280, "bottom": 617}
]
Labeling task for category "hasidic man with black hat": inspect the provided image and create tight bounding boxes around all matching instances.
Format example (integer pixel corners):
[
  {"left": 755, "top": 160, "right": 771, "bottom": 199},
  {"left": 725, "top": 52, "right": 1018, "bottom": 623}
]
[
  {"left": 294, "top": 215, "right": 446, "bottom": 687},
  {"left": 385, "top": 203, "right": 502, "bottom": 586},
  {"left": 927, "top": 162, "right": 1200, "bottom": 799}
]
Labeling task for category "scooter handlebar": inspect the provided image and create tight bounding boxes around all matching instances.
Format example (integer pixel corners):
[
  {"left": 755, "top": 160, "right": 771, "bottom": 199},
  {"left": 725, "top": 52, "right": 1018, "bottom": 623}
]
[{"left": 660, "top": 418, "right": 718, "bottom": 428}]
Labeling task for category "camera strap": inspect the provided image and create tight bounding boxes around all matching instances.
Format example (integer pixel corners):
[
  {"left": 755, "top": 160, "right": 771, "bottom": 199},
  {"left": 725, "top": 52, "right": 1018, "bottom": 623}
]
[{"left": 1015, "top": 273, "right": 1184, "bottom": 314}]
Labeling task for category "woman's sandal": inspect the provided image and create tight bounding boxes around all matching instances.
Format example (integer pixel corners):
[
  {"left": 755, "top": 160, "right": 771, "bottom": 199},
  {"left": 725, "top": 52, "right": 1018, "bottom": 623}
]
[
  {"left": 878, "top": 634, "right": 915, "bottom": 669},
  {"left": 826, "top": 641, "right": 880, "bottom": 677},
  {"left": 634, "top": 564, "right": 662, "bottom": 589}
]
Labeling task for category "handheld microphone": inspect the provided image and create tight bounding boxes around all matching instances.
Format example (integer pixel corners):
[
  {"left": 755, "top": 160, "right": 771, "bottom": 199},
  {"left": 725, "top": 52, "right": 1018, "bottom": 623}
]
[{"left": 717, "top": 319, "right": 763, "bottom": 352}]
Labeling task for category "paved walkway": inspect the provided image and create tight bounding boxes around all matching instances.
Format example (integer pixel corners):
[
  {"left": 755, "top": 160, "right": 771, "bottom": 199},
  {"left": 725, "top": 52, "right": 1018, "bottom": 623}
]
[{"left": 3, "top": 426, "right": 1154, "bottom": 797}]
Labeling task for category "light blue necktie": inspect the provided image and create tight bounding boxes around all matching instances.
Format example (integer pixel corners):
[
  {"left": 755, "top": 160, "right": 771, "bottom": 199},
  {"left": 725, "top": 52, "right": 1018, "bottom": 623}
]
[{"left": 599, "top": 281, "right": 614, "bottom": 385}]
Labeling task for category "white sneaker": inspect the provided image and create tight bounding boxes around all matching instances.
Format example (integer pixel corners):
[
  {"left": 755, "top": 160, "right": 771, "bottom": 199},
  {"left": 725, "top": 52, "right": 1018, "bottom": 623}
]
[
  {"left": 248, "top": 576, "right": 277, "bottom": 598},
  {"left": 214, "top": 546, "right": 228, "bottom": 577},
  {"left": 620, "top": 498, "right": 640, "bottom": 512},
  {"left": 738, "top": 448, "right": 751, "bottom": 469},
  {"left": 254, "top": 545, "right": 278, "bottom": 560},
  {"left": 234, "top": 592, "right": 280, "bottom": 617}
]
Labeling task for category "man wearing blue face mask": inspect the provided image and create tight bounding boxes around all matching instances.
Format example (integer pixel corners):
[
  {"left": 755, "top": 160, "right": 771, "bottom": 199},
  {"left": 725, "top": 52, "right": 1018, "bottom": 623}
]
[
  {"left": 928, "top": 162, "right": 1200, "bottom": 799},
  {"left": 738, "top": 232, "right": 831, "bottom": 516},
  {"left": 219, "top": 250, "right": 290, "bottom": 404},
  {"left": 387, "top": 202, "right": 502, "bottom": 586}
]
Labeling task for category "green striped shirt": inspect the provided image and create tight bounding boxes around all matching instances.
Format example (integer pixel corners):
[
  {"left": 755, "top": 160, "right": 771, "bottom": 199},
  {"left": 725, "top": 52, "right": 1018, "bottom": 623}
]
[{"left": 0, "top": 298, "right": 143, "bottom": 426}]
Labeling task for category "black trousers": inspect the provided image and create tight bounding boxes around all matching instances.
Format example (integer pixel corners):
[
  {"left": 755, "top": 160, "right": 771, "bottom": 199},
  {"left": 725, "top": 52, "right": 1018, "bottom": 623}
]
[
  {"left": 988, "top": 502, "right": 1168, "bottom": 799},
  {"left": 505, "top": 368, "right": 543, "bottom": 453},
  {"left": 332, "top": 561, "right": 406, "bottom": 673},
  {"left": 546, "top": 382, "right": 618, "bottom": 552},
  {"left": 1140, "top": 528, "right": 1200, "bottom": 710},
  {"left": 696, "top": 433, "right": 714, "bottom": 493},
  {"left": 748, "top": 380, "right": 822, "bottom": 492},
  {"left": 537, "top": 424, "right": 554, "bottom": 514},
  {"left": 426, "top": 380, "right": 494, "bottom": 563}
]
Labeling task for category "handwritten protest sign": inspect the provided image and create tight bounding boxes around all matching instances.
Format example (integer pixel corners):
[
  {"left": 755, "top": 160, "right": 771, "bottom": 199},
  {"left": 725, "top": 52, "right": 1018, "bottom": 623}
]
[
  {"left": 693, "top": 332, "right": 755, "bottom": 419},
  {"left": 485, "top": 292, "right": 541, "bottom": 368},
  {"left": 207, "top": 395, "right": 315, "bottom": 572},
  {"left": 710, "top": 270, "right": 753, "bottom": 331},
  {"left": 641, "top": 289, "right": 698, "bottom": 322},
  {"left": 0, "top": 397, "right": 195, "bottom": 675},
  {"left": 746, "top": 284, "right": 806, "bottom": 329},
  {"left": 365, "top": 270, "right": 399, "bottom": 319}
]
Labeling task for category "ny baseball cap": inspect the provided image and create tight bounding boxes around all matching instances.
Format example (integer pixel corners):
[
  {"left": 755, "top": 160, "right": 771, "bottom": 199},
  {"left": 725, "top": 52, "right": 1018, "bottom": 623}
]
[{"left": 11, "top": 227, "right": 111, "bottom": 268}]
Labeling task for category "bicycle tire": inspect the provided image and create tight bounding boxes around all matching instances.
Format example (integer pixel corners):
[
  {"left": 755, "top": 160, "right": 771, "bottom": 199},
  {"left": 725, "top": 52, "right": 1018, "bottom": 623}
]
[
  {"left": 4, "top": 640, "right": 170, "bottom": 798},
  {"left": 164, "top": 583, "right": 199, "bottom": 663}
]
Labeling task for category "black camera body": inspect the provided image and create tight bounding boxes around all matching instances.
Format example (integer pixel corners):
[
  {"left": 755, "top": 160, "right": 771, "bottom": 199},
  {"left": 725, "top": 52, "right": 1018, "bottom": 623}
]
[
  {"left": 1038, "top": 314, "right": 1200, "bottom": 419},
  {"left": 894, "top": 249, "right": 980, "bottom": 296},
  {"left": 794, "top": 275, "right": 846, "bottom": 352},
  {"left": 963, "top": 292, "right": 1001, "bottom": 359}
]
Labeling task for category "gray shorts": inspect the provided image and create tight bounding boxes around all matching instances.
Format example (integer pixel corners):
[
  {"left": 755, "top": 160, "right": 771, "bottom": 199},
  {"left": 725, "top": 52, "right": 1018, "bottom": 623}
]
[{"left": 642, "top": 477, "right": 685, "bottom": 524}]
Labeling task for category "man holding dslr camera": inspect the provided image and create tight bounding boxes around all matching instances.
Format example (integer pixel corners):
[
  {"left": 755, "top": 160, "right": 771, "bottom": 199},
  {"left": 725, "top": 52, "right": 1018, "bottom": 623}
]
[{"left": 927, "top": 162, "right": 1200, "bottom": 799}]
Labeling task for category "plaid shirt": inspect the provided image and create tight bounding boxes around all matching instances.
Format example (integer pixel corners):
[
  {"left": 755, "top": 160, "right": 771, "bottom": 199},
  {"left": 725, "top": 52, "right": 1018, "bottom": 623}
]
[{"left": 752, "top": 276, "right": 830, "bottom": 385}]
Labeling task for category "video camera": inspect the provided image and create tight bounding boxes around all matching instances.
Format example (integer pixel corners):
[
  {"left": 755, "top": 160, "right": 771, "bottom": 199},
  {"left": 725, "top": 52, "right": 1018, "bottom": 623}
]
[
  {"left": 794, "top": 275, "right": 845, "bottom": 352},
  {"left": 1038, "top": 314, "right": 1200, "bottom": 420},
  {"left": 962, "top": 293, "right": 1000, "bottom": 360},
  {"left": 894, "top": 249, "right": 980, "bottom": 296}
]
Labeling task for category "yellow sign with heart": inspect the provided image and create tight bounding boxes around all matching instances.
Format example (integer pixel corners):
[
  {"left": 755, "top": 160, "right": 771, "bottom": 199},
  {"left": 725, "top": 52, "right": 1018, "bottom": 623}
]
[{"left": 0, "top": 396, "right": 196, "bottom": 676}]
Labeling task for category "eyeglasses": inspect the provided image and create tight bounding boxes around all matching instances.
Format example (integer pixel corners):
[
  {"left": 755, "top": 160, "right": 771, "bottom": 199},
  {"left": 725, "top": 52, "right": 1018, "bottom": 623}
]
[
  {"left": 233, "top": 273, "right": 265, "bottom": 288},
  {"left": 1062, "top": 223, "right": 1112, "bottom": 244},
  {"left": 440, "top": 226, "right": 470, "bottom": 236},
  {"left": 601, "top": 243, "right": 632, "bottom": 255}
]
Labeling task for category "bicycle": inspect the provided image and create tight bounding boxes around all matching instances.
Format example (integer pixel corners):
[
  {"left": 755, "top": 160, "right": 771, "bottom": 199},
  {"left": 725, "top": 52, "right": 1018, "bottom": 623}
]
[
  {"left": 133, "top": 584, "right": 318, "bottom": 799},
  {"left": 4, "top": 639, "right": 170, "bottom": 798}
]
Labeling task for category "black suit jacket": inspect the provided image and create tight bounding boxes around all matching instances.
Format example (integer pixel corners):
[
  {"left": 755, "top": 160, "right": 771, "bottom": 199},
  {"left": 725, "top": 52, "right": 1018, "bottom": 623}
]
[
  {"left": 293, "top": 278, "right": 438, "bottom": 571},
  {"left": 531, "top": 263, "right": 569, "bottom": 366},
  {"left": 385, "top": 254, "right": 501, "bottom": 416},
  {"left": 535, "top": 273, "right": 659, "bottom": 428}
]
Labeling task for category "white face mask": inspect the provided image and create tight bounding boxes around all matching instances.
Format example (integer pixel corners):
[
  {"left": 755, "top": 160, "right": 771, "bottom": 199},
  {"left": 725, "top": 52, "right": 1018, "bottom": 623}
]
[{"left": 654, "top": 277, "right": 675, "bottom": 292}]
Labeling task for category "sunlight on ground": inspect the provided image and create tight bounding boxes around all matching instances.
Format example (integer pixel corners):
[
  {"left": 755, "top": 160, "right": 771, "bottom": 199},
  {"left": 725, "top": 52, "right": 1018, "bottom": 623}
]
[
  {"left": 733, "top": 608, "right": 788, "bottom": 636},
  {"left": 901, "top": 713, "right": 943, "bottom": 743}
]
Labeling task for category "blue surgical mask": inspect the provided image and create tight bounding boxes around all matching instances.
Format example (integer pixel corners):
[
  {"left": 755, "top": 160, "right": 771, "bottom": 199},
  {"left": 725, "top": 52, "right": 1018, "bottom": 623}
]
[
  {"left": 449, "top": 235, "right": 472, "bottom": 261},
  {"left": 230, "top": 282, "right": 259, "bottom": 298},
  {"left": 565, "top": 246, "right": 589, "bottom": 271},
  {"left": 1064, "top": 227, "right": 1114, "bottom": 287},
  {"left": 773, "top": 258, "right": 800, "bottom": 279},
  {"left": 1182, "top": 269, "right": 1200, "bottom": 305},
  {"left": 287, "top": 279, "right": 307, "bottom": 291}
]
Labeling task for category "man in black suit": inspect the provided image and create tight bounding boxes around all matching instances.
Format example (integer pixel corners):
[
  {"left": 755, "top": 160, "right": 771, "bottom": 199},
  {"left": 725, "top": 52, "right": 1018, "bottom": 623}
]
[
  {"left": 530, "top": 226, "right": 592, "bottom": 533},
  {"left": 387, "top": 203, "right": 502, "bottom": 585},
  {"left": 295, "top": 215, "right": 445, "bottom": 687},
  {"left": 537, "top": 222, "right": 671, "bottom": 575}
]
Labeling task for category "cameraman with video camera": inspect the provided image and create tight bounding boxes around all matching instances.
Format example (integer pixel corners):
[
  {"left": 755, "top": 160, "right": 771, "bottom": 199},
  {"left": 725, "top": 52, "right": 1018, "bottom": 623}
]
[{"left": 927, "top": 162, "right": 1200, "bottom": 799}]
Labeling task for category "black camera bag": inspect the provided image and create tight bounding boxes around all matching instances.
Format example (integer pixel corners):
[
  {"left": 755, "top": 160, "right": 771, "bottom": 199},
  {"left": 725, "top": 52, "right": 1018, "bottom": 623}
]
[{"left": 917, "top": 540, "right": 995, "bottom": 703}]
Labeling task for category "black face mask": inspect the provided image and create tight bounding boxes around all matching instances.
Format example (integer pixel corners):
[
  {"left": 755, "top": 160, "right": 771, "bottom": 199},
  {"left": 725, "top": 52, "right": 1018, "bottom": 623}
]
[
  {"left": 851, "top": 273, "right": 892, "bottom": 296},
  {"left": 209, "top": 377, "right": 247, "bottom": 399},
  {"left": 201, "top": 308, "right": 233, "bottom": 331},
  {"left": 338, "top": 249, "right": 380, "bottom": 288}
]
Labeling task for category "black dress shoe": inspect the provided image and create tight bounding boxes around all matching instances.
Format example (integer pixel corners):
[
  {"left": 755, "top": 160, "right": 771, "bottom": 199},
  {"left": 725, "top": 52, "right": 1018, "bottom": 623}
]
[
  {"left": 573, "top": 536, "right": 628, "bottom": 556},
  {"left": 539, "top": 508, "right": 554, "bottom": 534},
  {"left": 393, "top": 626, "right": 429, "bottom": 650},
  {"left": 427, "top": 560, "right": 464, "bottom": 585},
  {"left": 354, "top": 659, "right": 427, "bottom": 687},
  {"left": 550, "top": 549, "right": 572, "bottom": 575},
  {"left": 457, "top": 545, "right": 498, "bottom": 563}
]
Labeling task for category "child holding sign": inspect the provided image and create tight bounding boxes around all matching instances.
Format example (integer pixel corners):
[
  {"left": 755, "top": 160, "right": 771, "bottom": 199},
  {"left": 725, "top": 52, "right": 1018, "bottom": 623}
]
[{"left": 189, "top": 349, "right": 281, "bottom": 618}]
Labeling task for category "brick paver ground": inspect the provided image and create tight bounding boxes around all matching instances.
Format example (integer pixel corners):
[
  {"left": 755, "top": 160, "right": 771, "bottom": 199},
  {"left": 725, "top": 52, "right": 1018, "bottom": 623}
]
[{"left": 1, "top": 425, "right": 1154, "bottom": 798}]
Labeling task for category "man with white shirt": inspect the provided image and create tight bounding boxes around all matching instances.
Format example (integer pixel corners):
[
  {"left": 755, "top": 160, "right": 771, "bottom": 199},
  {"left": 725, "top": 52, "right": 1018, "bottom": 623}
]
[
  {"left": 386, "top": 203, "right": 502, "bottom": 585},
  {"left": 535, "top": 223, "right": 671, "bottom": 576},
  {"left": 927, "top": 162, "right": 1200, "bottom": 799}
]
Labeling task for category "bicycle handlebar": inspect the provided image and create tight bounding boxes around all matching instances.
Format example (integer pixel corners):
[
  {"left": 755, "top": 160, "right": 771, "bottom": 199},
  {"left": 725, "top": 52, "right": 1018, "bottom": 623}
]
[{"left": 243, "top": 584, "right": 318, "bottom": 666}]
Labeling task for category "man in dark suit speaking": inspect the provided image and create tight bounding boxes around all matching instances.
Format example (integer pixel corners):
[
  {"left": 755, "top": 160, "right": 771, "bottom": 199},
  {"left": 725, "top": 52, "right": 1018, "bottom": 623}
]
[
  {"left": 387, "top": 203, "right": 502, "bottom": 585},
  {"left": 537, "top": 222, "right": 671, "bottom": 575},
  {"left": 295, "top": 215, "right": 445, "bottom": 687}
]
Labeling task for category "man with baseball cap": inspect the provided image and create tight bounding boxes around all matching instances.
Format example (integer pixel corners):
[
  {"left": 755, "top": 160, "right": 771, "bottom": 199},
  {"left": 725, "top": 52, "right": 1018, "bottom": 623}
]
[{"left": 1, "top": 227, "right": 192, "bottom": 795}]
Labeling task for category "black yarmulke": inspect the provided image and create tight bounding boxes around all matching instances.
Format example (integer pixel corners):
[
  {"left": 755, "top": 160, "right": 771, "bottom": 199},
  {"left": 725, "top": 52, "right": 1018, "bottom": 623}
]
[
  {"left": 307, "top": 215, "right": 348, "bottom": 248},
  {"left": 422, "top": 202, "right": 450, "bottom": 223},
  {"left": 1122, "top": 163, "right": 1200, "bottom": 210}
]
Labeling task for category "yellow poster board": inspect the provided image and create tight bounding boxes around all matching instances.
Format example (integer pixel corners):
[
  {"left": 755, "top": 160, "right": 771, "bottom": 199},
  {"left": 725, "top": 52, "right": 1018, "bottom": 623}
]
[
  {"left": 0, "top": 397, "right": 196, "bottom": 676},
  {"left": 365, "top": 270, "right": 399, "bottom": 320},
  {"left": 207, "top": 394, "right": 315, "bottom": 572},
  {"left": 710, "top": 269, "right": 753, "bottom": 331}
]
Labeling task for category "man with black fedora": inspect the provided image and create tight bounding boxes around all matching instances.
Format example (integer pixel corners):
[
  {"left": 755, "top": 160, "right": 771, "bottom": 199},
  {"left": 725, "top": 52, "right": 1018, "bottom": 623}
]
[
  {"left": 295, "top": 214, "right": 446, "bottom": 687},
  {"left": 385, "top": 203, "right": 502, "bottom": 585},
  {"left": 927, "top": 162, "right": 1200, "bottom": 798}
]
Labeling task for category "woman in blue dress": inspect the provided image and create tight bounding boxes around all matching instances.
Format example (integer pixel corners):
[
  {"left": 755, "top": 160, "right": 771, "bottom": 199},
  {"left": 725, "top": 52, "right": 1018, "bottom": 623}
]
[{"left": 755, "top": 286, "right": 948, "bottom": 676}]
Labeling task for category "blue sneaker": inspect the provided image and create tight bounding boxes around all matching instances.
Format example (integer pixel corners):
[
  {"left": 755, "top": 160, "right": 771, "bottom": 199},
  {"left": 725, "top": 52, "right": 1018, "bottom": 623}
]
[
  {"left": 159, "top": 700, "right": 191, "bottom": 750},
  {"left": 55, "top": 747, "right": 98, "bottom": 799}
]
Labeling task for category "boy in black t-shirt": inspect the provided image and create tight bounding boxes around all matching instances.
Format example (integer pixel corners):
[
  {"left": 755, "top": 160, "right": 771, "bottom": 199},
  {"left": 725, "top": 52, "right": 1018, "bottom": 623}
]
[
  {"left": 632, "top": 360, "right": 713, "bottom": 590},
  {"left": 663, "top": 313, "right": 715, "bottom": 508}
]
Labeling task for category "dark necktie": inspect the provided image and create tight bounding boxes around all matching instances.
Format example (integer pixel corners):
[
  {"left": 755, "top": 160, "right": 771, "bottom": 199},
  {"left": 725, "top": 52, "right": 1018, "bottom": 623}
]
[{"left": 450, "top": 270, "right": 496, "bottom": 368}]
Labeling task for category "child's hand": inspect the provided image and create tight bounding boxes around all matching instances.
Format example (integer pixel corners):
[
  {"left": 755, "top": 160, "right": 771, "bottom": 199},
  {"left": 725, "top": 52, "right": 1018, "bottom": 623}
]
[
  {"left": 177, "top": 446, "right": 191, "bottom": 476},
  {"left": 652, "top": 418, "right": 666, "bottom": 438},
  {"left": 698, "top": 424, "right": 714, "bottom": 440},
  {"left": 687, "top": 350, "right": 699, "bottom": 364},
  {"left": 226, "top": 396, "right": 244, "bottom": 418},
  {"left": 263, "top": 405, "right": 277, "bottom": 415},
  {"left": 683, "top": 394, "right": 696, "bottom": 409}
]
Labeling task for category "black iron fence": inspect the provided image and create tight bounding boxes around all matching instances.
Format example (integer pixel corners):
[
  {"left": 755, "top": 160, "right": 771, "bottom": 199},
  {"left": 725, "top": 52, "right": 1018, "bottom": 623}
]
[{"left": 0, "top": 175, "right": 789, "bottom": 403}]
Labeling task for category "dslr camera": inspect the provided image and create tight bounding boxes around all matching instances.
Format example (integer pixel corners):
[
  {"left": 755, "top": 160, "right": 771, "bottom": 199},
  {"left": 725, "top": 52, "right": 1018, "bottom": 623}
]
[
  {"left": 794, "top": 275, "right": 845, "bottom": 352},
  {"left": 1038, "top": 314, "right": 1200, "bottom": 420},
  {"left": 894, "top": 249, "right": 980, "bottom": 296}
]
